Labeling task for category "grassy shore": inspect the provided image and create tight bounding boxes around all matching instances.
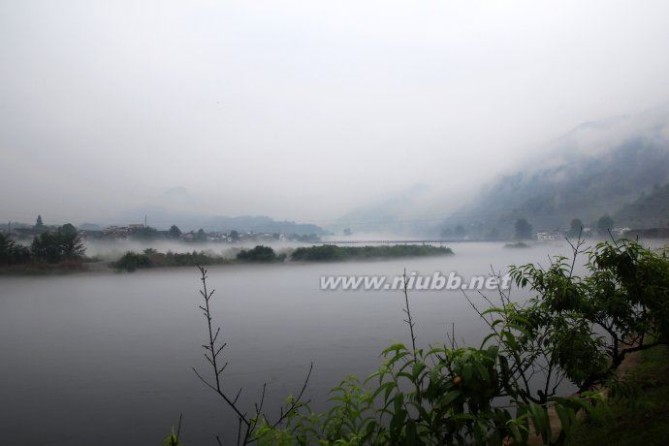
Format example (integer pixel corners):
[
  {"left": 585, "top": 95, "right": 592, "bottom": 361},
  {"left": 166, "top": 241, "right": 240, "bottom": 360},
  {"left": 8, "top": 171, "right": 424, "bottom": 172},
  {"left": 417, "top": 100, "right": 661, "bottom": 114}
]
[
  {"left": 0, "top": 259, "right": 94, "bottom": 275},
  {"left": 570, "top": 345, "right": 669, "bottom": 445}
]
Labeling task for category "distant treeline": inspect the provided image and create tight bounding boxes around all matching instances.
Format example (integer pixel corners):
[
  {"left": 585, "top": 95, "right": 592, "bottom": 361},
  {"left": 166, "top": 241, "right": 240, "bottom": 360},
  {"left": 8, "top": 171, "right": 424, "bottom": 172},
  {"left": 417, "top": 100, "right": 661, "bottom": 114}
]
[{"left": 112, "top": 244, "right": 454, "bottom": 272}]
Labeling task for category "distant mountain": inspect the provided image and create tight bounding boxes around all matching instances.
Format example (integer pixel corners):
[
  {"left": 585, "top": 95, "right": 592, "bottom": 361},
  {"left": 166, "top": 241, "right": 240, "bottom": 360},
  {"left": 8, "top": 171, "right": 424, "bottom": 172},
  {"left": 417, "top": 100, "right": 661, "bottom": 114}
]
[
  {"left": 330, "top": 184, "right": 442, "bottom": 236},
  {"left": 439, "top": 105, "right": 669, "bottom": 238},
  {"left": 112, "top": 206, "right": 324, "bottom": 235},
  {"left": 98, "top": 186, "right": 325, "bottom": 235},
  {"left": 202, "top": 215, "right": 324, "bottom": 235}
]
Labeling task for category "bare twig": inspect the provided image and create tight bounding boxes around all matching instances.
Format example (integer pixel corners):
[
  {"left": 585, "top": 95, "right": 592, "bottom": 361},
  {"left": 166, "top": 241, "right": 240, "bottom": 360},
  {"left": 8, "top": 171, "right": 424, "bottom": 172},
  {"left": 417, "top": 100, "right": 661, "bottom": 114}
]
[
  {"left": 402, "top": 269, "right": 418, "bottom": 357},
  {"left": 176, "top": 413, "right": 182, "bottom": 444},
  {"left": 192, "top": 265, "right": 313, "bottom": 444}
]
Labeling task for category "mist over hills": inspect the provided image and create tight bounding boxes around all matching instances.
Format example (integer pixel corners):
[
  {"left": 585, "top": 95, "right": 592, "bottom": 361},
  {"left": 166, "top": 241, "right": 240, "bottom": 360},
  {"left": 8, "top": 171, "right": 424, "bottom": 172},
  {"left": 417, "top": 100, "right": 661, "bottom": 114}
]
[
  {"left": 113, "top": 207, "right": 324, "bottom": 235},
  {"left": 330, "top": 106, "right": 669, "bottom": 239},
  {"left": 45, "top": 106, "right": 669, "bottom": 240},
  {"left": 614, "top": 182, "right": 669, "bottom": 228},
  {"left": 90, "top": 186, "right": 321, "bottom": 235},
  {"left": 329, "top": 184, "right": 444, "bottom": 236},
  {"left": 439, "top": 105, "right": 669, "bottom": 238}
]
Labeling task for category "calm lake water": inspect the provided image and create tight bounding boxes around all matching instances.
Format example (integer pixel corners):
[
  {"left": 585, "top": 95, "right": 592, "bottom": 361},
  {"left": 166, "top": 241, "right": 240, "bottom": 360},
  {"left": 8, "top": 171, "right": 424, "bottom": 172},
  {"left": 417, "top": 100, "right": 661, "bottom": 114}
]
[{"left": 0, "top": 242, "right": 576, "bottom": 445}]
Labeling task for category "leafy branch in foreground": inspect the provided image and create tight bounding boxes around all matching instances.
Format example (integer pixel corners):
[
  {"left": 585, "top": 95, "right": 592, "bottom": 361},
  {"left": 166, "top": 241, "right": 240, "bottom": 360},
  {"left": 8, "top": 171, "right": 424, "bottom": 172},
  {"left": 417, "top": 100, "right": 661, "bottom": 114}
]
[
  {"left": 162, "top": 414, "right": 183, "bottom": 446},
  {"left": 252, "top": 262, "right": 602, "bottom": 445},
  {"left": 507, "top": 237, "right": 669, "bottom": 392},
  {"left": 177, "top": 238, "right": 669, "bottom": 445},
  {"left": 192, "top": 265, "right": 313, "bottom": 445}
]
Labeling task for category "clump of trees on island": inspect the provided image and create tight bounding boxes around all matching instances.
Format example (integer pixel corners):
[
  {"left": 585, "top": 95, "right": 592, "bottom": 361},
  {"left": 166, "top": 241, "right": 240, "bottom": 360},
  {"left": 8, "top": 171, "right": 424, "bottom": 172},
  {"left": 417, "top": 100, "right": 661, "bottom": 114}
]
[
  {"left": 113, "top": 249, "right": 232, "bottom": 272},
  {"left": 165, "top": 238, "right": 669, "bottom": 445},
  {"left": 112, "top": 244, "right": 454, "bottom": 272},
  {"left": 291, "top": 244, "right": 453, "bottom": 261},
  {"left": 236, "top": 245, "right": 286, "bottom": 263}
]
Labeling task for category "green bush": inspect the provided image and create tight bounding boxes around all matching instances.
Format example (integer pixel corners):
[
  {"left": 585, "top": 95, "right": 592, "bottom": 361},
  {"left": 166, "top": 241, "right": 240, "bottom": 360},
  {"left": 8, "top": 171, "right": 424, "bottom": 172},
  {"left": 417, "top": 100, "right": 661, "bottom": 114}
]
[
  {"left": 236, "top": 245, "right": 284, "bottom": 263},
  {"left": 509, "top": 239, "right": 669, "bottom": 390},
  {"left": 113, "top": 251, "right": 152, "bottom": 272}
]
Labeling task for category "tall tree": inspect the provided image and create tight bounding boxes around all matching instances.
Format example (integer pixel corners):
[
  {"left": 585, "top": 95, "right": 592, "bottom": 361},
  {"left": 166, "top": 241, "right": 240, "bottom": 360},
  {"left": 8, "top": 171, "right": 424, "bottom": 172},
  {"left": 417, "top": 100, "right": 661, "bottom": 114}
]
[
  {"left": 132, "top": 226, "right": 158, "bottom": 240},
  {"left": 168, "top": 225, "right": 182, "bottom": 239},
  {"left": 31, "top": 224, "right": 85, "bottom": 263},
  {"left": 515, "top": 218, "right": 533, "bottom": 240},
  {"left": 0, "top": 233, "right": 30, "bottom": 266},
  {"left": 597, "top": 215, "right": 614, "bottom": 237},
  {"left": 59, "top": 223, "right": 85, "bottom": 259},
  {"left": 568, "top": 218, "right": 584, "bottom": 238}
]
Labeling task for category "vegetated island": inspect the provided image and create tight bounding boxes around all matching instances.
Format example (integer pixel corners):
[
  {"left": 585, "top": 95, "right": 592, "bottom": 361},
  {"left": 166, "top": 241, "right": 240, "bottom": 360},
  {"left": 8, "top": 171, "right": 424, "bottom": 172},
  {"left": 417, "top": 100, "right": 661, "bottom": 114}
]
[
  {"left": 111, "top": 249, "right": 234, "bottom": 272},
  {"left": 112, "top": 244, "right": 454, "bottom": 272},
  {"left": 290, "top": 244, "right": 453, "bottom": 262}
]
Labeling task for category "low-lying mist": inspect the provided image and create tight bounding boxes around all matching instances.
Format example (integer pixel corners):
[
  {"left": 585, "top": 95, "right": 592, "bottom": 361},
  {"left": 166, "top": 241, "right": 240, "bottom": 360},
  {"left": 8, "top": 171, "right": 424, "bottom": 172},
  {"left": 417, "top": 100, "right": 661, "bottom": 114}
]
[{"left": 84, "top": 239, "right": 312, "bottom": 262}]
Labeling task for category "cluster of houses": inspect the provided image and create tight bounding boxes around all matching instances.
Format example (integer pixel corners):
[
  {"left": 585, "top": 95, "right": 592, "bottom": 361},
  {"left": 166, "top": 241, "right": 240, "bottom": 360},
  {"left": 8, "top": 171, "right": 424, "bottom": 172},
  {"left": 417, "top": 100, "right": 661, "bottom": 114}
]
[
  {"left": 536, "top": 227, "right": 634, "bottom": 241},
  {"left": 98, "top": 224, "right": 147, "bottom": 238},
  {"left": 2, "top": 219, "right": 323, "bottom": 245},
  {"left": 83, "top": 224, "right": 320, "bottom": 244}
]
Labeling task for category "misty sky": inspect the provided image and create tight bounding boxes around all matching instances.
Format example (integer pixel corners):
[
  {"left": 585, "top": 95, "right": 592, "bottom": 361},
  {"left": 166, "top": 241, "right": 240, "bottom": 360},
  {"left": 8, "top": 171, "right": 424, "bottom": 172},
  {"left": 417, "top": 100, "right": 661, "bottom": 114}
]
[{"left": 2, "top": 0, "right": 669, "bottom": 226}]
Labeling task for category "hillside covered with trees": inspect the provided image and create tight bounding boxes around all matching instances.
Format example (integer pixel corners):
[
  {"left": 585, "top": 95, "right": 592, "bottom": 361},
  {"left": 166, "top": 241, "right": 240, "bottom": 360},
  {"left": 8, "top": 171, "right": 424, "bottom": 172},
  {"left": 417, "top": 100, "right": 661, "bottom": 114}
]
[{"left": 439, "top": 107, "right": 669, "bottom": 238}]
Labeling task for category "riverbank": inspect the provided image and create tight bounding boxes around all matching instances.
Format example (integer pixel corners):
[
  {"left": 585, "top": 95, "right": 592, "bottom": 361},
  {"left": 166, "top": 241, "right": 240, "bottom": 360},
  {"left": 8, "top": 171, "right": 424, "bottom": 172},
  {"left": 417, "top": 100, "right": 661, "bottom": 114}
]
[
  {"left": 0, "top": 259, "right": 96, "bottom": 275},
  {"left": 569, "top": 345, "right": 669, "bottom": 445}
]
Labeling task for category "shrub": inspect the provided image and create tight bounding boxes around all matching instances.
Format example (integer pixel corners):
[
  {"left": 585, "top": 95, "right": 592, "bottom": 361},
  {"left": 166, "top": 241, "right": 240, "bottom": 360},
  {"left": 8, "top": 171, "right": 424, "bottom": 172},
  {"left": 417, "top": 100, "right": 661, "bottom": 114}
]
[
  {"left": 113, "top": 251, "right": 152, "bottom": 272},
  {"left": 236, "top": 245, "right": 283, "bottom": 262}
]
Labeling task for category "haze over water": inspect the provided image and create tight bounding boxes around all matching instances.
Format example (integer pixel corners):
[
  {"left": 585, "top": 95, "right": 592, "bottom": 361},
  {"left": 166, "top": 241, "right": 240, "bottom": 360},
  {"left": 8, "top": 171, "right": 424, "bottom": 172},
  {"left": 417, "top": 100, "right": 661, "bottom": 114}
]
[
  {"left": 0, "top": 241, "right": 577, "bottom": 445},
  {"left": 2, "top": 1, "right": 669, "bottom": 444}
]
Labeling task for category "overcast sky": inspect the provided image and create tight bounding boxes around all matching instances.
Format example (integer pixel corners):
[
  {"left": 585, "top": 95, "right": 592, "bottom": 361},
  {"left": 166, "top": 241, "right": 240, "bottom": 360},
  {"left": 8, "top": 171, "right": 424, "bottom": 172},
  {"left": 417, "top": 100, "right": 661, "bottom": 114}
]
[{"left": 2, "top": 0, "right": 669, "bottom": 226}]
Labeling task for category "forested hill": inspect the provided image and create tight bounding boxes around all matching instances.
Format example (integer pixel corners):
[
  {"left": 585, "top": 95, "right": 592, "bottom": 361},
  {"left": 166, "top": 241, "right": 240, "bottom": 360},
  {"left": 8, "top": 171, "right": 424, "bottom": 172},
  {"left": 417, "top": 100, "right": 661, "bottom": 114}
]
[
  {"left": 440, "top": 106, "right": 669, "bottom": 238},
  {"left": 614, "top": 182, "right": 669, "bottom": 228}
]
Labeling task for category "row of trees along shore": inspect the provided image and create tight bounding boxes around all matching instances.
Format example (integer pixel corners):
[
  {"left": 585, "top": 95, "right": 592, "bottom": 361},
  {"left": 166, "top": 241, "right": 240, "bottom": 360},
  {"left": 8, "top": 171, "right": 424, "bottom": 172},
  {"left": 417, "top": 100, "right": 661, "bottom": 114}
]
[
  {"left": 444, "top": 215, "right": 618, "bottom": 241},
  {"left": 513, "top": 216, "right": 617, "bottom": 240}
]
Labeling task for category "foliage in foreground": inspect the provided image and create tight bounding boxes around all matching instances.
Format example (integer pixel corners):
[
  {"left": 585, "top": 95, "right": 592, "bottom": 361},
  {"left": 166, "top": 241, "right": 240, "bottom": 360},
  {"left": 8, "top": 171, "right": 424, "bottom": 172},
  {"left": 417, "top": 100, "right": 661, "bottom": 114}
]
[{"left": 179, "top": 239, "right": 669, "bottom": 445}]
